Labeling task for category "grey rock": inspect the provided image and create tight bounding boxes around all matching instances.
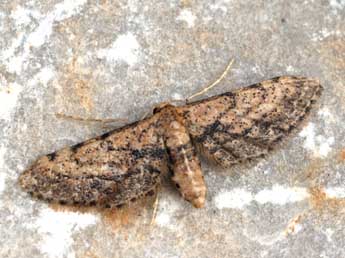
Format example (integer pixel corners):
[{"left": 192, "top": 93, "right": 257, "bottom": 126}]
[{"left": 0, "top": 1, "right": 344, "bottom": 258}]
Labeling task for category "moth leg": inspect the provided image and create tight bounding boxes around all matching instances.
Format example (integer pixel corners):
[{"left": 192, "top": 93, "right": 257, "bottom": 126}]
[
  {"left": 150, "top": 189, "right": 160, "bottom": 225},
  {"left": 164, "top": 112, "right": 206, "bottom": 208}
]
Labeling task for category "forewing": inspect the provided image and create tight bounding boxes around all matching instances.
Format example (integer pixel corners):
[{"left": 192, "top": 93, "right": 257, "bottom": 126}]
[
  {"left": 180, "top": 76, "right": 322, "bottom": 167},
  {"left": 19, "top": 113, "right": 168, "bottom": 207}
]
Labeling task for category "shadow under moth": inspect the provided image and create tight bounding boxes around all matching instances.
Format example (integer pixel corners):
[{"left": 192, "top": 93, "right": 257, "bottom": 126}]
[{"left": 19, "top": 76, "right": 322, "bottom": 208}]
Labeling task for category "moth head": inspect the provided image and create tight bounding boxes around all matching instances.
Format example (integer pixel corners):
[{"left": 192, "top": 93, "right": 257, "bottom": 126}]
[{"left": 153, "top": 102, "right": 174, "bottom": 114}]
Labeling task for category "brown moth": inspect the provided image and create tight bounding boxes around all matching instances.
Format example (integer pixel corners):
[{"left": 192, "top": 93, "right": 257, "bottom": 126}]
[{"left": 19, "top": 76, "right": 322, "bottom": 208}]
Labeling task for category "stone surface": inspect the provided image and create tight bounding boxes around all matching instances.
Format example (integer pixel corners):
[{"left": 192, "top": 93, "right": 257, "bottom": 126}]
[{"left": 1, "top": 1, "right": 345, "bottom": 258}]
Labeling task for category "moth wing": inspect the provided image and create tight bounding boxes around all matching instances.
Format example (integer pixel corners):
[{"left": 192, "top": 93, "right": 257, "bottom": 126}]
[
  {"left": 19, "top": 114, "right": 168, "bottom": 207},
  {"left": 179, "top": 76, "right": 322, "bottom": 167}
]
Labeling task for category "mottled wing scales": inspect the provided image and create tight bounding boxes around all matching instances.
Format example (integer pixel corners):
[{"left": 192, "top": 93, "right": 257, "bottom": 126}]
[
  {"left": 20, "top": 114, "right": 168, "bottom": 207},
  {"left": 181, "top": 76, "right": 322, "bottom": 167},
  {"left": 19, "top": 75, "right": 322, "bottom": 209}
]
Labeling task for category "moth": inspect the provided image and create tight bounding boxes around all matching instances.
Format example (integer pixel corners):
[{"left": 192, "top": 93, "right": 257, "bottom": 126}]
[{"left": 19, "top": 76, "right": 322, "bottom": 208}]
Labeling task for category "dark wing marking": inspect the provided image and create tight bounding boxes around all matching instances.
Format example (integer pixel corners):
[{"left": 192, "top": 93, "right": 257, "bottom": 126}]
[
  {"left": 179, "top": 76, "right": 322, "bottom": 167},
  {"left": 19, "top": 114, "right": 169, "bottom": 207}
]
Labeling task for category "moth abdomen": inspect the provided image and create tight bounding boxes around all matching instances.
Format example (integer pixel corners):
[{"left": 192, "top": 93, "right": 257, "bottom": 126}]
[{"left": 162, "top": 107, "right": 206, "bottom": 208}]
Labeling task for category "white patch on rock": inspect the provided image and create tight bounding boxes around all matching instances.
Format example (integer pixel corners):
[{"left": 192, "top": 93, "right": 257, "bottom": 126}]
[
  {"left": 324, "top": 228, "right": 334, "bottom": 242},
  {"left": 7, "top": 55, "right": 26, "bottom": 74},
  {"left": 215, "top": 188, "right": 253, "bottom": 209},
  {"left": 29, "top": 67, "right": 55, "bottom": 86},
  {"left": 299, "top": 123, "right": 335, "bottom": 158},
  {"left": 155, "top": 211, "right": 170, "bottom": 226},
  {"left": 329, "top": 0, "right": 345, "bottom": 12},
  {"left": 311, "top": 28, "right": 342, "bottom": 42},
  {"left": 214, "top": 185, "right": 345, "bottom": 210},
  {"left": 0, "top": 81, "right": 22, "bottom": 120},
  {"left": 1, "top": 0, "right": 87, "bottom": 74},
  {"left": 177, "top": 9, "right": 197, "bottom": 28},
  {"left": 325, "top": 187, "right": 345, "bottom": 199},
  {"left": 1, "top": 32, "right": 26, "bottom": 74},
  {"left": 318, "top": 107, "right": 336, "bottom": 124},
  {"left": 10, "top": 6, "right": 41, "bottom": 26},
  {"left": 172, "top": 92, "right": 183, "bottom": 100},
  {"left": 254, "top": 185, "right": 309, "bottom": 205},
  {"left": 27, "top": 0, "right": 87, "bottom": 48},
  {"left": 286, "top": 65, "right": 295, "bottom": 73},
  {"left": 27, "top": 16, "right": 55, "bottom": 48},
  {"left": 97, "top": 32, "right": 141, "bottom": 66},
  {"left": 214, "top": 185, "right": 310, "bottom": 209},
  {"left": 35, "top": 208, "right": 98, "bottom": 258},
  {"left": 210, "top": 0, "right": 230, "bottom": 12}
]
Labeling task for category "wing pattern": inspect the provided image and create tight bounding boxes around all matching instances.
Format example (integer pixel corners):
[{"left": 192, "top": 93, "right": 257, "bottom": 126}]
[
  {"left": 20, "top": 115, "right": 169, "bottom": 207},
  {"left": 180, "top": 76, "right": 322, "bottom": 167}
]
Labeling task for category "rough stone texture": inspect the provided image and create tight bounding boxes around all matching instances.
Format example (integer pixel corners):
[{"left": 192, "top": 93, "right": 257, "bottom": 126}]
[{"left": 0, "top": 1, "right": 344, "bottom": 258}]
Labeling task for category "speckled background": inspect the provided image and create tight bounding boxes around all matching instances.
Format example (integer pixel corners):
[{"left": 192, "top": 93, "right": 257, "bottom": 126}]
[{"left": 0, "top": 1, "right": 345, "bottom": 258}]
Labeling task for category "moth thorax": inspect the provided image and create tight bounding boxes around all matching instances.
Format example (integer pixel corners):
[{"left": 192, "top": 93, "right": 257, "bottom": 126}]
[{"left": 153, "top": 102, "right": 175, "bottom": 114}]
